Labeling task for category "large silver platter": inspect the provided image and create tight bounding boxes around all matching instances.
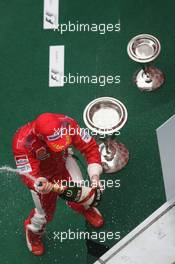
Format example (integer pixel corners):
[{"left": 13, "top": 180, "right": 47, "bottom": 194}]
[
  {"left": 83, "top": 97, "right": 128, "bottom": 135},
  {"left": 127, "top": 34, "right": 161, "bottom": 63}
]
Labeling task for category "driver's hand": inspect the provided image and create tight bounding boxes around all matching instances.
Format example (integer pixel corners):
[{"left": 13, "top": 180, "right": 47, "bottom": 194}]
[{"left": 34, "top": 177, "right": 53, "bottom": 194}]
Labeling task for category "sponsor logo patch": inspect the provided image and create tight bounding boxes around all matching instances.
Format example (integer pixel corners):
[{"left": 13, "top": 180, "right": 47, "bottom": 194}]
[
  {"left": 47, "top": 128, "right": 62, "bottom": 141},
  {"left": 50, "top": 135, "right": 72, "bottom": 151},
  {"left": 25, "top": 135, "right": 36, "bottom": 149},
  {"left": 36, "top": 147, "right": 50, "bottom": 160},
  {"left": 81, "top": 129, "right": 92, "bottom": 143},
  {"left": 66, "top": 135, "right": 71, "bottom": 145},
  {"left": 15, "top": 155, "right": 29, "bottom": 165},
  {"left": 50, "top": 143, "right": 65, "bottom": 151},
  {"left": 17, "top": 164, "right": 32, "bottom": 173}
]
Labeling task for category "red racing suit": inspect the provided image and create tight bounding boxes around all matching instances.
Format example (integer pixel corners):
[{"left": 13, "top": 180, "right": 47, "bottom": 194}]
[{"left": 12, "top": 114, "right": 102, "bottom": 233}]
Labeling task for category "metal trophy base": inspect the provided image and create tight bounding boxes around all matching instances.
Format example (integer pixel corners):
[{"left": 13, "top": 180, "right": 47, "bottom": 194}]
[
  {"left": 134, "top": 66, "right": 165, "bottom": 91},
  {"left": 99, "top": 140, "right": 129, "bottom": 173}
]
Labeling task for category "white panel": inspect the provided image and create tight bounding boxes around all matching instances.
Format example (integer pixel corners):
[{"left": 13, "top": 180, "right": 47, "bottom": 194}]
[
  {"left": 94, "top": 200, "right": 175, "bottom": 264},
  {"left": 49, "top": 45, "right": 64, "bottom": 87},
  {"left": 43, "top": 0, "right": 59, "bottom": 29},
  {"left": 93, "top": 116, "right": 175, "bottom": 264},
  {"left": 157, "top": 115, "right": 175, "bottom": 201}
]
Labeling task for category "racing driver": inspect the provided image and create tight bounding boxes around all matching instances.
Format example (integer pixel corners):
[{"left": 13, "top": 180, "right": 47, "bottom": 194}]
[{"left": 12, "top": 113, "right": 104, "bottom": 256}]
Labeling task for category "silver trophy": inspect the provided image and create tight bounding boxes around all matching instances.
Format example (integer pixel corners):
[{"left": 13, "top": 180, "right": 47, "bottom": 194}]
[
  {"left": 83, "top": 97, "right": 129, "bottom": 173},
  {"left": 127, "top": 34, "right": 165, "bottom": 91}
]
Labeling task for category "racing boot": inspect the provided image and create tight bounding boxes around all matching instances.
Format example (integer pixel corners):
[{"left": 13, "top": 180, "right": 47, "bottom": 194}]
[{"left": 24, "top": 219, "right": 45, "bottom": 256}]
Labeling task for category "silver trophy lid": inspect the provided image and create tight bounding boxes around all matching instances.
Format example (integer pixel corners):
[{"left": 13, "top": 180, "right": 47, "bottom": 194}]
[
  {"left": 83, "top": 97, "right": 128, "bottom": 135},
  {"left": 127, "top": 34, "right": 161, "bottom": 63}
]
